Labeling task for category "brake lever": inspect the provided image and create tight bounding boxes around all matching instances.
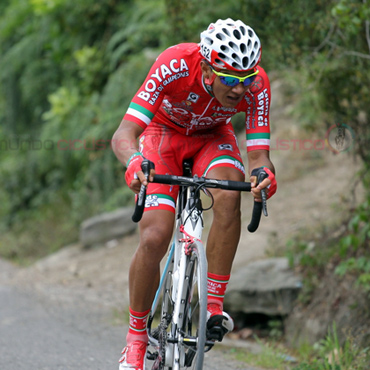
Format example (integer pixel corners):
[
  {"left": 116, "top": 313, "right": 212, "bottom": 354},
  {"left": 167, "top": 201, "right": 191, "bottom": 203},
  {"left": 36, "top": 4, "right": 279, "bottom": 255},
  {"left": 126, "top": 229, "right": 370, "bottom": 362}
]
[{"left": 257, "top": 171, "right": 268, "bottom": 217}]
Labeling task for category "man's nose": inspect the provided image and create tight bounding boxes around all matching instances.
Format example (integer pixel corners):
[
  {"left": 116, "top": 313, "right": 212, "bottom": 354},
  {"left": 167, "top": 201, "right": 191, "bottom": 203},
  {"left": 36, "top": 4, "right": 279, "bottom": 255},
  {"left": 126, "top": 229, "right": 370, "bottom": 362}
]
[{"left": 231, "top": 83, "right": 246, "bottom": 93}]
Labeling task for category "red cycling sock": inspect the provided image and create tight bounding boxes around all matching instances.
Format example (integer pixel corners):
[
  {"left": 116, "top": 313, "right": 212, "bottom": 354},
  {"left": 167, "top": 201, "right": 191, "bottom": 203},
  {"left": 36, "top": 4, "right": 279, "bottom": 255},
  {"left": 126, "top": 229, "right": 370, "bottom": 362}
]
[
  {"left": 207, "top": 272, "right": 230, "bottom": 311},
  {"left": 126, "top": 307, "right": 150, "bottom": 344}
]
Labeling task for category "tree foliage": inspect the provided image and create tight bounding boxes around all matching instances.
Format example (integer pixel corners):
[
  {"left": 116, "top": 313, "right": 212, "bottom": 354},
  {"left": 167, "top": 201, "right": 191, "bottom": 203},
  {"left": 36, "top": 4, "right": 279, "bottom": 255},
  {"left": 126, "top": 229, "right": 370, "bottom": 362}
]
[{"left": 0, "top": 0, "right": 369, "bottom": 260}]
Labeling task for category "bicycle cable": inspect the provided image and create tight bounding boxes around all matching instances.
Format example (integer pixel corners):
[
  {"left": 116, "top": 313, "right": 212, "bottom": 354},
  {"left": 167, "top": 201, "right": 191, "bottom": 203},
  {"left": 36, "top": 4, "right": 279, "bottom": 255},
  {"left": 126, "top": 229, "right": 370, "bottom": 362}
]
[
  {"left": 198, "top": 184, "right": 214, "bottom": 212},
  {"left": 182, "top": 183, "right": 211, "bottom": 226}
]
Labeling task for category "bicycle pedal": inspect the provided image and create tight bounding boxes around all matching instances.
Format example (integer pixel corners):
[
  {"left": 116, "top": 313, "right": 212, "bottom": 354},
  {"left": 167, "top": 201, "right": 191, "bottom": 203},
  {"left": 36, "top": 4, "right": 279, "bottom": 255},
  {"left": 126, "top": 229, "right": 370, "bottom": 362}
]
[
  {"left": 146, "top": 351, "right": 158, "bottom": 361},
  {"left": 206, "top": 313, "right": 234, "bottom": 342},
  {"left": 206, "top": 325, "right": 228, "bottom": 342},
  {"left": 204, "top": 340, "right": 215, "bottom": 352}
]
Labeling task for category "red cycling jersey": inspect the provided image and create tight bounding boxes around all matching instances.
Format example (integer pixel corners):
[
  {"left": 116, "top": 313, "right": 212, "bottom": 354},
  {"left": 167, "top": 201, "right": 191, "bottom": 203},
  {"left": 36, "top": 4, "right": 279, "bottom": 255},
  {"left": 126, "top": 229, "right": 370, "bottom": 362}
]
[{"left": 123, "top": 43, "right": 271, "bottom": 152}]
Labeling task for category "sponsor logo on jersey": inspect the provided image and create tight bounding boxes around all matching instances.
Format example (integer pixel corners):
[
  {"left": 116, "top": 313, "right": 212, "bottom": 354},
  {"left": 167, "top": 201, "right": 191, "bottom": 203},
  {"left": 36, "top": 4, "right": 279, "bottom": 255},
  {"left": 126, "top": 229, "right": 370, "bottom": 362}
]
[
  {"left": 249, "top": 75, "right": 264, "bottom": 93},
  {"left": 218, "top": 143, "right": 233, "bottom": 151},
  {"left": 137, "top": 59, "right": 189, "bottom": 105},
  {"left": 145, "top": 195, "right": 159, "bottom": 208},
  {"left": 257, "top": 88, "right": 269, "bottom": 127},
  {"left": 187, "top": 92, "right": 200, "bottom": 103}
]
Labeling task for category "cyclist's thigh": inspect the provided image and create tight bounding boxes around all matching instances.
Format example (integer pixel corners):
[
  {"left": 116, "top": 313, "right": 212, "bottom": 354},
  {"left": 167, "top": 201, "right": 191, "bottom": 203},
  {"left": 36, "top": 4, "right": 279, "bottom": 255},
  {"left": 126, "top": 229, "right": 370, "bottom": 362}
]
[{"left": 192, "top": 125, "right": 246, "bottom": 180}]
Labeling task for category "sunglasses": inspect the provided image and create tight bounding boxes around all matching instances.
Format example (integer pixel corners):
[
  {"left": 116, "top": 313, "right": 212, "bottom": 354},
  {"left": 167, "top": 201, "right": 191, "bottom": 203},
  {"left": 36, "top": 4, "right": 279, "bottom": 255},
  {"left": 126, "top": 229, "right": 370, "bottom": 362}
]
[{"left": 211, "top": 67, "right": 259, "bottom": 87}]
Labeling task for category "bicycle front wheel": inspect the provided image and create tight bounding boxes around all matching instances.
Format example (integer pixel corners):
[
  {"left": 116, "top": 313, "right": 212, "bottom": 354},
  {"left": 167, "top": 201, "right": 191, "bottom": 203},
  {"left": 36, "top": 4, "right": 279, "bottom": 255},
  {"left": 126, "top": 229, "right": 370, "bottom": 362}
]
[{"left": 180, "top": 241, "right": 208, "bottom": 370}]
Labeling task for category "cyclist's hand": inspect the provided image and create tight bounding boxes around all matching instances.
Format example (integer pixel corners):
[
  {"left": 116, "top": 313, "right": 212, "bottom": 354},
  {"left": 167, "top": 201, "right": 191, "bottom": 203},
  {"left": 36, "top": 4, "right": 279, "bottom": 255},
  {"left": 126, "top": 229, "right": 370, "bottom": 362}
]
[
  {"left": 125, "top": 154, "right": 155, "bottom": 193},
  {"left": 250, "top": 166, "right": 277, "bottom": 201}
]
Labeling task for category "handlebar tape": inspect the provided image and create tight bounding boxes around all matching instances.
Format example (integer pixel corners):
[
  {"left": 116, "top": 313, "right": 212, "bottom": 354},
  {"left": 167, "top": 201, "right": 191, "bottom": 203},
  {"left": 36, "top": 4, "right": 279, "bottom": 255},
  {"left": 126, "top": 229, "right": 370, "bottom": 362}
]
[
  {"left": 247, "top": 170, "right": 268, "bottom": 233},
  {"left": 131, "top": 159, "right": 154, "bottom": 223}
]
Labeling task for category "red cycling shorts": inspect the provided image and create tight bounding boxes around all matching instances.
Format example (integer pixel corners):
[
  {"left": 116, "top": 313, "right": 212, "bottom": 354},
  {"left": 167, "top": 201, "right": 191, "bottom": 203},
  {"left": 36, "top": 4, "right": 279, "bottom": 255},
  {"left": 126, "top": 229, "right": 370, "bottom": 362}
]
[{"left": 139, "top": 122, "right": 245, "bottom": 213}]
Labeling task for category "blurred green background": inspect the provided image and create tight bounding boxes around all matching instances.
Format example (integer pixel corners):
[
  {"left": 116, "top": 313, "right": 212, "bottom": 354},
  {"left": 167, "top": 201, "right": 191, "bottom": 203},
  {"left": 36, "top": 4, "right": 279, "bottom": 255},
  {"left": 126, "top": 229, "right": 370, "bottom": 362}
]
[{"left": 0, "top": 0, "right": 369, "bottom": 262}]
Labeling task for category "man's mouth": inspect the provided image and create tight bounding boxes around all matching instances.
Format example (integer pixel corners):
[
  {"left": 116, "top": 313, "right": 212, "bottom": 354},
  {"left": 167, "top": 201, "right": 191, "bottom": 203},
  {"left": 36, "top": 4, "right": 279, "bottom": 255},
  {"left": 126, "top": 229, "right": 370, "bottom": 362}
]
[{"left": 227, "top": 95, "right": 241, "bottom": 102}]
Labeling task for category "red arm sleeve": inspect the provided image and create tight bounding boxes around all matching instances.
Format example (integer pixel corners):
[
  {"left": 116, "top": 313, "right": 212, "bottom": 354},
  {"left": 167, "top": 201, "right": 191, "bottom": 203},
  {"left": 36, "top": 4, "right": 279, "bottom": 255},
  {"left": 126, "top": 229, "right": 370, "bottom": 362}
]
[{"left": 245, "top": 67, "right": 271, "bottom": 152}]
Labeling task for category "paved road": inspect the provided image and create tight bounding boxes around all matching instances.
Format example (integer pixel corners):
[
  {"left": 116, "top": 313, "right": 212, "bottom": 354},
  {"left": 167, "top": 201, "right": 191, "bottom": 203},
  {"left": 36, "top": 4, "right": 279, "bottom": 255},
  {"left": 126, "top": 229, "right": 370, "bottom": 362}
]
[
  {"left": 0, "top": 283, "right": 124, "bottom": 369},
  {"left": 0, "top": 260, "right": 261, "bottom": 370}
]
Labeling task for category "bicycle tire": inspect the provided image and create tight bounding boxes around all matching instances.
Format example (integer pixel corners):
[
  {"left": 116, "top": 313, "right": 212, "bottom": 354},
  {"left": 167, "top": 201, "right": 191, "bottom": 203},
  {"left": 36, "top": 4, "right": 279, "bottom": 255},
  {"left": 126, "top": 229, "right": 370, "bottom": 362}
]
[
  {"left": 150, "top": 242, "right": 207, "bottom": 370},
  {"left": 148, "top": 253, "right": 175, "bottom": 370},
  {"left": 177, "top": 240, "right": 208, "bottom": 370}
]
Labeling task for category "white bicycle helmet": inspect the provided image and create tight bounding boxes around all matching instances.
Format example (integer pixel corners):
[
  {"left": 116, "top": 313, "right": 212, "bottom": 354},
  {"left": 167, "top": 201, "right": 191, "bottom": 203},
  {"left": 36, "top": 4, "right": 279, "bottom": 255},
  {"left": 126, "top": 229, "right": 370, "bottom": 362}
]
[{"left": 200, "top": 18, "right": 262, "bottom": 71}]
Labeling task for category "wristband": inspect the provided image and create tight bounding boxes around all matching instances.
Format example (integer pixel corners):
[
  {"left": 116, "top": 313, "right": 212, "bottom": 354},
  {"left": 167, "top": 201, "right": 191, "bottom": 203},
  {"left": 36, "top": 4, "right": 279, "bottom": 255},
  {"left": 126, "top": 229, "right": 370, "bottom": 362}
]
[
  {"left": 126, "top": 152, "right": 143, "bottom": 168},
  {"left": 125, "top": 154, "right": 144, "bottom": 187}
]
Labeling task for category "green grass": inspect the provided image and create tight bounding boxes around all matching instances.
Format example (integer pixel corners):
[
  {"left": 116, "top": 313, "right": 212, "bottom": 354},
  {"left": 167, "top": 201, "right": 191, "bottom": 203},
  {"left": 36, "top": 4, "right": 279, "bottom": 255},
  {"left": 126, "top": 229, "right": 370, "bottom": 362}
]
[
  {"left": 223, "top": 325, "right": 370, "bottom": 370},
  {"left": 223, "top": 338, "right": 296, "bottom": 370},
  {"left": 292, "top": 323, "right": 370, "bottom": 370}
]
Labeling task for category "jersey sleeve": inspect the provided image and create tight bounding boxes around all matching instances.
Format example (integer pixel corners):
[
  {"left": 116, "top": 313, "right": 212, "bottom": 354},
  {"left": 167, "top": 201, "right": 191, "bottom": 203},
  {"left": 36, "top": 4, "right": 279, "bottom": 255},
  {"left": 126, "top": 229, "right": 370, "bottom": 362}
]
[
  {"left": 122, "top": 45, "right": 190, "bottom": 129},
  {"left": 245, "top": 67, "right": 271, "bottom": 152}
]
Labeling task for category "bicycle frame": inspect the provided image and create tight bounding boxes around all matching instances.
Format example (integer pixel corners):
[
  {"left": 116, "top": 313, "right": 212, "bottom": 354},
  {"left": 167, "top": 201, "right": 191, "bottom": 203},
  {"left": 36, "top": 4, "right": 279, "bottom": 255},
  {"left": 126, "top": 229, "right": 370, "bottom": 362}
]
[
  {"left": 149, "top": 171, "right": 204, "bottom": 320},
  {"left": 148, "top": 174, "right": 208, "bottom": 370}
]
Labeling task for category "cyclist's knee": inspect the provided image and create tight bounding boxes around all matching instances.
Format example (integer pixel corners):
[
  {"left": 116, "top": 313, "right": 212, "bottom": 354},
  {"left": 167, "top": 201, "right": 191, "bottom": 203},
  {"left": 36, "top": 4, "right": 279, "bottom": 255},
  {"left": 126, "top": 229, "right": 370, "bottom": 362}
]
[
  {"left": 139, "top": 211, "right": 174, "bottom": 260},
  {"left": 207, "top": 166, "right": 244, "bottom": 183},
  {"left": 214, "top": 188, "right": 241, "bottom": 210}
]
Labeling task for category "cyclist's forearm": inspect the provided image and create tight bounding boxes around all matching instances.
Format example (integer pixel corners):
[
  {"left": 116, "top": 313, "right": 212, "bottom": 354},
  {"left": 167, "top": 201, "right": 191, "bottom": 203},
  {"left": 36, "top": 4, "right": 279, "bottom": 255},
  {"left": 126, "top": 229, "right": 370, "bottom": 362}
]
[
  {"left": 112, "top": 120, "right": 144, "bottom": 166},
  {"left": 247, "top": 149, "right": 275, "bottom": 175}
]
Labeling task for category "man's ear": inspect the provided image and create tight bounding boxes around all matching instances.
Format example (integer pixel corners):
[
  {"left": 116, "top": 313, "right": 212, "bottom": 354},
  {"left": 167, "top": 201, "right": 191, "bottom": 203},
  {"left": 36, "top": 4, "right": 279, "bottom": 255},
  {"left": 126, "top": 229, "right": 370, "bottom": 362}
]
[
  {"left": 200, "top": 61, "right": 211, "bottom": 79},
  {"left": 200, "top": 61, "right": 215, "bottom": 85}
]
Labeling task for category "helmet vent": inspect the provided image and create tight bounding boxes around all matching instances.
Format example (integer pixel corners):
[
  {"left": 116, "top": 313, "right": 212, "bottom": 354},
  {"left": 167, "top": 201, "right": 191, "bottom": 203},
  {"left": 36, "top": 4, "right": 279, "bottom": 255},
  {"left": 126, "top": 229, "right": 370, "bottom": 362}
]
[
  {"left": 229, "top": 41, "right": 238, "bottom": 52},
  {"left": 240, "top": 26, "right": 246, "bottom": 36},
  {"left": 216, "top": 32, "right": 226, "bottom": 41},
  {"left": 220, "top": 45, "right": 228, "bottom": 52},
  {"left": 232, "top": 53, "right": 241, "bottom": 63},
  {"left": 222, "top": 28, "right": 231, "bottom": 37},
  {"left": 233, "top": 29, "right": 241, "bottom": 40},
  {"left": 205, "top": 37, "right": 213, "bottom": 46},
  {"left": 240, "top": 43, "right": 247, "bottom": 54},
  {"left": 248, "top": 29, "right": 254, "bottom": 37},
  {"left": 242, "top": 57, "right": 249, "bottom": 68}
]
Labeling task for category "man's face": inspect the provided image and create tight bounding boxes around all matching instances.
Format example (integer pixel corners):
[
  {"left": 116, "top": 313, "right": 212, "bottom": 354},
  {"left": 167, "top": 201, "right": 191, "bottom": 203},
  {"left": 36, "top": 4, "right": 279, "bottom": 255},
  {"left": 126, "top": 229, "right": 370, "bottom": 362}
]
[{"left": 201, "top": 61, "right": 252, "bottom": 108}]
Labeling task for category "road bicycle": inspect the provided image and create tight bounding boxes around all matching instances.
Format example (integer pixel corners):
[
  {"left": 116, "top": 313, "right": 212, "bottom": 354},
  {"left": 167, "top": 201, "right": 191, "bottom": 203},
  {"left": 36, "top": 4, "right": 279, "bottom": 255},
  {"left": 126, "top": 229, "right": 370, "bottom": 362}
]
[{"left": 132, "top": 159, "right": 268, "bottom": 370}]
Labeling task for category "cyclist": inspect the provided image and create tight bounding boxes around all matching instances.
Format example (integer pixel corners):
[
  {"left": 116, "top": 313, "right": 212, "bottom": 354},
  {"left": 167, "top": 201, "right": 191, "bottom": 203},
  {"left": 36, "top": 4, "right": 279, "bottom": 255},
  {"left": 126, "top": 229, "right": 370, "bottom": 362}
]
[{"left": 112, "top": 18, "right": 277, "bottom": 370}]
